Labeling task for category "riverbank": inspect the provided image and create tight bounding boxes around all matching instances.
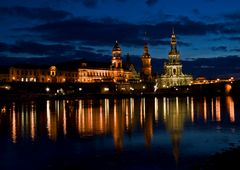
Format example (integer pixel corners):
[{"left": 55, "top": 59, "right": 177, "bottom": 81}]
[{"left": 0, "top": 80, "right": 239, "bottom": 101}]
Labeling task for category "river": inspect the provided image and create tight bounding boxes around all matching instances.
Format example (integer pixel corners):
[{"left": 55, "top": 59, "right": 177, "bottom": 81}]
[{"left": 0, "top": 95, "right": 239, "bottom": 169}]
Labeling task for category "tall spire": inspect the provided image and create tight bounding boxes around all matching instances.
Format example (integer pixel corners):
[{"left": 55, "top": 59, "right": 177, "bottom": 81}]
[
  {"left": 171, "top": 29, "right": 177, "bottom": 49},
  {"left": 143, "top": 32, "right": 150, "bottom": 57},
  {"left": 143, "top": 41, "right": 149, "bottom": 55},
  {"left": 144, "top": 31, "right": 147, "bottom": 42},
  {"left": 169, "top": 29, "right": 177, "bottom": 55}
]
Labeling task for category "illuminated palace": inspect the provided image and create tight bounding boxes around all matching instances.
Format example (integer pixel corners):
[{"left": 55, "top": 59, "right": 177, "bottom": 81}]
[
  {"left": 8, "top": 41, "right": 140, "bottom": 83},
  {"left": 157, "top": 30, "right": 193, "bottom": 88}
]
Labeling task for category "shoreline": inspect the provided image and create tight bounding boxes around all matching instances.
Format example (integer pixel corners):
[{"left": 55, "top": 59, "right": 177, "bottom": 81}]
[{"left": 1, "top": 80, "right": 240, "bottom": 101}]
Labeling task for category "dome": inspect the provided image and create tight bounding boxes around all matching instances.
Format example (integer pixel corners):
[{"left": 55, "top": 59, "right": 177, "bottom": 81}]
[{"left": 112, "top": 41, "right": 121, "bottom": 52}]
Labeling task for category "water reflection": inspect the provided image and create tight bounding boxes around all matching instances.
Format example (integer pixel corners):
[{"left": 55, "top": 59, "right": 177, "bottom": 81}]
[
  {"left": 226, "top": 96, "right": 235, "bottom": 123},
  {"left": 11, "top": 103, "right": 16, "bottom": 143},
  {"left": 163, "top": 97, "right": 185, "bottom": 163},
  {"left": 7, "top": 96, "right": 238, "bottom": 158}
]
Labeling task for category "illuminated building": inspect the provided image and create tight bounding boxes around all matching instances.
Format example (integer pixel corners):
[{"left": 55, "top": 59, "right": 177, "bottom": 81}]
[
  {"left": 141, "top": 41, "right": 152, "bottom": 81},
  {"left": 157, "top": 30, "right": 192, "bottom": 88},
  {"left": 78, "top": 41, "right": 140, "bottom": 83},
  {"left": 8, "top": 41, "right": 140, "bottom": 84},
  {"left": 9, "top": 64, "right": 77, "bottom": 83}
]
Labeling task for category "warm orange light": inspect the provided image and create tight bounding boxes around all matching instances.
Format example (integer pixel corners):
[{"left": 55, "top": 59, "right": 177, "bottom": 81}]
[{"left": 225, "top": 84, "right": 232, "bottom": 94}]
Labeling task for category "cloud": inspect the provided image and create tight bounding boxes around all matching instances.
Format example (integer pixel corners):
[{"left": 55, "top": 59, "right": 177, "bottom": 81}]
[
  {"left": 26, "top": 17, "right": 141, "bottom": 46},
  {"left": 224, "top": 11, "right": 240, "bottom": 21},
  {"left": 96, "top": 49, "right": 109, "bottom": 53},
  {"left": 193, "top": 8, "right": 199, "bottom": 15},
  {"left": 210, "top": 46, "right": 228, "bottom": 52},
  {"left": 0, "top": 6, "right": 72, "bottom": 21},
  {"left": 0, "top": 41, "right": 75, "bottom": 56},
  {"left": 229, "top": 37, "right": 240, "bottom": 41},
  {"left": 146, "top": 0, "right": 158, "bottom": 6},
  {"left": 0, "top": 41, "right": 113, "bottom": 62},
  {"left": 230, "top": 48, "right": 240, "bottom": 52},
  {"left": 0, "top": 42, "right": 9, "bottom": 52},
  {"left": 78, "top": 46, "right": 95, "bottom": 51},
  {"left": 82, "top": 0, "right": 98, "bottom": 8},
  {"left": 15, "top": 15, "right": 239, "bottom": 50}
]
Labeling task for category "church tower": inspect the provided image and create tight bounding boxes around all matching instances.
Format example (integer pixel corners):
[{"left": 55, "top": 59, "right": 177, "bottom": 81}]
[
  {"left": 111, "top": 41, "right": 122, "bottom": 69},
  {"left": 158, "top": 29, "right": 192, "bottom": 88},
  {"left": 111, "top": 41, "right": 124, "bottom": 82},
  {"left": 141, "top": 41, "right": 152, "bottom": 81},
  {"left": 164, "top": 29, "right": 183, "bottom": 76}
]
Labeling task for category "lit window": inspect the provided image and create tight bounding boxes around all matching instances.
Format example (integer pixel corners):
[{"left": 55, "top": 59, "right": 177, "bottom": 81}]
[{"left": 104, "top": 87, "right": 109, "bottom": 92}]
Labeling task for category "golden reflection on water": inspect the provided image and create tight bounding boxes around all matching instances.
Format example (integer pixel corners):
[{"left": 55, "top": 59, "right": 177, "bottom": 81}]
[
  {"left": 154, "top": 97, "right": 158, "bottom": 123},
  {"left": 204, "top": 97, "right": 207, "bottom": 122},
  {"left": 191, "top": 97, "right": 194, "bottom": 122},
  {"left": 8, "top": 96, "right": 236, "bottom": 158},
  {"left": 211, "top": 98, "right": 214, "bottom": 121},
  {"left": 143, "top": 98, "right": 154, "bottom": 147},
  {"left": 11, "top": 103, "right": 16, "bottom": 143},
  {"left": 163, "top": 97, "right": 185, "bottom": 163},
  {"left": 30, "top": 103, "right": 36, "bottom": 141},
  {"left": 226, "top": 96, "right": 235, "bottom": 123},
  {"left": 216, "top": 96, "right": 221, "bottom": 122}
]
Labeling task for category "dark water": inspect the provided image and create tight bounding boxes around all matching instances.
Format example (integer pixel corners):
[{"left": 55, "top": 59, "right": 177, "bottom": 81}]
[{"left": 0, "top": 96, "right": 240, "bottom": 170}]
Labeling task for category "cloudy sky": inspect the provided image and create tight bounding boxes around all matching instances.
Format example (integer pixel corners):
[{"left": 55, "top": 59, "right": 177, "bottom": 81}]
[{"left": 0, "top": 0, "right": 240, "bottom": 61}]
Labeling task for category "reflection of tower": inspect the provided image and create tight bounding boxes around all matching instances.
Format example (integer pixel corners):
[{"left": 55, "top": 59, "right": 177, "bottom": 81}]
[
  {"left": 112, "top": 99, "right": 125, "bottom": 153},
  {"left": 226, "top": 96, "right": 235, "bottom": 123},
  {"left": 164, "top": 97, "right": 185, "bottom": 164},
  {"left": 141, "top": 40, "right": 152, "bottom": 81},
  {"left": 143, "top": 98, "right": 154, "bottom": 147},
  {"left": 216, "top": 97, "right": 221, "bottom": 122}
]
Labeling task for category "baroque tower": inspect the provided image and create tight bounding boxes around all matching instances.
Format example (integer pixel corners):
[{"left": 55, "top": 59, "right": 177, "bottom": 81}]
[
  {"left": 158, "top": 29, "right": 192, "bottom": 88},
  {"left": 111, "top": 41, "right": 124, "bottom": 82},
  {"left": 141, "top": 41, "right": 152, "bottom": 81},
  {"left": 112, "top": 41, "right": 122, "bottom": 69},
  {"left": 167, "top": 29, "right": 182, "bottom": 76}
]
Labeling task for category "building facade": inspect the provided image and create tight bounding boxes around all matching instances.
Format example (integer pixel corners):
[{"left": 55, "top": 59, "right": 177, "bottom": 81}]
[
  {"left": 78, "top": 41, "right": 139, "bottom": 83},
  {"left": 9, "top": 41, "right": 140, "bottom": 84},
  {"left": 9, "top": 65, "right": 78, "bottom": 83},
  {"left": 157, "top": 30, "right": 192, "bottom": 88}
]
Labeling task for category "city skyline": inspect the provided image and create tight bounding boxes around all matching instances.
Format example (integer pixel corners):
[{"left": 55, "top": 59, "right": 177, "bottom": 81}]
[{"left": 0, "top": 0, "right": 240, "bottom": 61}]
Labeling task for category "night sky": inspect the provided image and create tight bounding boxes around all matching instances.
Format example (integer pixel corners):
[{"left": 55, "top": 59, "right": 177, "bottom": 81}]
[{"left": 0, "top": 0, "right": 240, "bottom": 62}]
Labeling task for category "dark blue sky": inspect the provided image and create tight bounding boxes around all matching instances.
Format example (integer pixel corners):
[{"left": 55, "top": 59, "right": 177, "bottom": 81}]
[{"left": 0, "top": 0, "right": 240, "bottom": 61}]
